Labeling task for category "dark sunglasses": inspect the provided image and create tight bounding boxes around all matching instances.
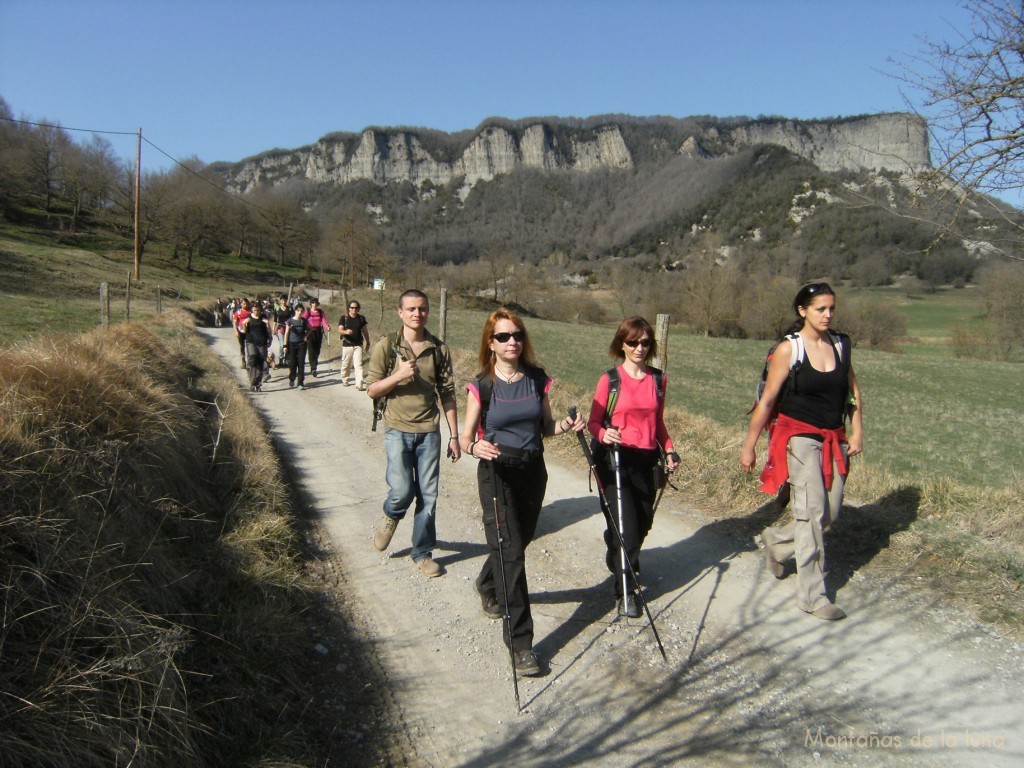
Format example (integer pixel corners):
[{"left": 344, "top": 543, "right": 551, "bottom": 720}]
[
  {"left": 349, "top": 305, "right": 359, "bottom": 309},
  {"left": 624, "top": 338, "right": 652, "bottom": 349},
  {"left": 492, "top": 331, "right": 525, "bottom": 343}
]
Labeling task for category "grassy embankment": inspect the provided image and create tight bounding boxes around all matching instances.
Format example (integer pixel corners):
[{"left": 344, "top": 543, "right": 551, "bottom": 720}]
[{"left": 0, "top": 295, "right": 392, "bottom": 765}]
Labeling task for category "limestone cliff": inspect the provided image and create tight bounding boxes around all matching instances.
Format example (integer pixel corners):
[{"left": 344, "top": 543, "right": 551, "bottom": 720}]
[
  {"left": 722, "top": 113, "right": 930, "bottom": 173},
  {"left": 211, "top": 113, "right": 929, "bottom": 193}
]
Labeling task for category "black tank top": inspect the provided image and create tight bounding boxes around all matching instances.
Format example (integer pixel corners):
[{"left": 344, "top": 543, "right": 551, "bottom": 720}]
[{"left": 780, "top": 344, "right": 847, "bottom": 430}]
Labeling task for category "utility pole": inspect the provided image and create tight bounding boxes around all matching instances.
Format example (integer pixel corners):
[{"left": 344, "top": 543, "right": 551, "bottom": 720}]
[{"left": 133, "top": 127, "right": 142, "bottom": 281}]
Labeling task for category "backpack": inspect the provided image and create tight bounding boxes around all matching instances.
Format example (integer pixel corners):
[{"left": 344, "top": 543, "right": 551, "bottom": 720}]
[
  {"left": 750, "top": 331, "right": 847, "bottom": 430},
  {"left": 370, "top": 331, "right": 447, "bottom": 431},
  {"left": 474, "top": 366, "right": 548, "bottom": 440}
]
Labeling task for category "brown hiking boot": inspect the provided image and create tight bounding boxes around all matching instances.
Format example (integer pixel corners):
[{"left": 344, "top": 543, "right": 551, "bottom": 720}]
[
  {"left": 373, "top": 515, "right": 399, "bottom": 552},
  {"left": 761, "top": 535, "right": 785, "bottom": 579},
  {"left": 415, "top": 556, "right": 443, "bottom": 578},
  {"left": 808, "top": 603, "right": 847, "bottom": 621}
]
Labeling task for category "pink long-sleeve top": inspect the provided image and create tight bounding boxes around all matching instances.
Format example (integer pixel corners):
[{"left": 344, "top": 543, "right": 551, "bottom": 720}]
[
  {"left": 302, "top": 308, "right": 331, "bottom": 331},
  {"left": 587, "top": 366, "right": 673, "bottom": 453}
]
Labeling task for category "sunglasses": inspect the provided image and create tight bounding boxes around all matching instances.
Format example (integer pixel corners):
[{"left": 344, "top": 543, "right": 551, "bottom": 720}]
[
  {"left": 349, "top": 305, "right": 359, "bottom": 309},
  {"left": 624, "top": 338, "right": 652, "bottom": 349},
  {"left": 492, "top": 331, "right": 525, "bottom": 343}
]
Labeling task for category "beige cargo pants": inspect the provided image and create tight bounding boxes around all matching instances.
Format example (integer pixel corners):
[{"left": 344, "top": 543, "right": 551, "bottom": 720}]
[{"left": 762, "top": 435, "right": 848, "bottom": 612}]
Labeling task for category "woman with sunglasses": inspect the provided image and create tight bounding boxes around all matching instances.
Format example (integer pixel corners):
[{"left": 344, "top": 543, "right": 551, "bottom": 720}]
[
  {"left": 459, "top": 308, "right": 585, "bottom": 677},
  {"left": 740, "top": 283, "right": 863, "bottom": 621},
  {"left": 587, "top": 316, "right": 680, "bottom": 618}
]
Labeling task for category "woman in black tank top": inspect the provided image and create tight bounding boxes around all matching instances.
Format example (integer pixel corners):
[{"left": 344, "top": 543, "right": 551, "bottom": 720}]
[{"left": 740, "top": 283, "right": 864, "bottom": 621}]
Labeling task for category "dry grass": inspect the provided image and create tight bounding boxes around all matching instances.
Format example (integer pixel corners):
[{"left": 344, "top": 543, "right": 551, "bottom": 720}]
[{"left": 0, "top": 312, "right": 370, "bottom": 767}]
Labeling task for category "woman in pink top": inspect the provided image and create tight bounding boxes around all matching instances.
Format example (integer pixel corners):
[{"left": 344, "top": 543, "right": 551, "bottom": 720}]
[
  {"left": 588, "top": 316, "right": 679, "bottom": 618},
  {"left": 301, "top": 297, "right": 331, "bottom": 377}
]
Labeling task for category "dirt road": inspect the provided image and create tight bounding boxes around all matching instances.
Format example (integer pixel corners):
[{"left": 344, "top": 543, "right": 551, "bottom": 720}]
[{"left": 201, "top": 327, "right": 1021, "bottom": 767}]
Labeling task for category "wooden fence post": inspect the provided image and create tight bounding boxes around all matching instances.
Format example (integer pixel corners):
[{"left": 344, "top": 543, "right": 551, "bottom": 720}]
[
  {"left": 100, "top": 283, "right": 109, "bottom": 327},
  {"left": 439, "top": 288, "right": 448, "bottom": 342},
  {"left": 654, "top": 313, "right": 670, "bottom": 373},
  {"left": 125, "top": 271, "right": 131, "bottom": 322}
]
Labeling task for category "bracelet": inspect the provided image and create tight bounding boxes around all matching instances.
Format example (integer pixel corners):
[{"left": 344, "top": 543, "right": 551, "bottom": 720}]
[
  {"left": 449, "top": 436, "right": 458, "bottom": 441},
  {"left": 469, "top": 440, "right": 478, "bottom": 457}
]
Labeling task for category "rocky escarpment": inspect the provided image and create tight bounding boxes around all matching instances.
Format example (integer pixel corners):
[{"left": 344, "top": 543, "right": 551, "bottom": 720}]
[
  {"left": 219, "top": 123, "right": 633, "bottom": 194},
  {"left": 212, "top": 113, "right": 930, "bottom": 194},
  {"left": 719, "top": 113, "right": 930, "bottom": 173}
]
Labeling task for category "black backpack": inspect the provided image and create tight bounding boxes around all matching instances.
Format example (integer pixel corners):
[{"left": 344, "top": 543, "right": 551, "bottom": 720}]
[{"left": 750, "top": 331, "right": 848, "bottom": 430}]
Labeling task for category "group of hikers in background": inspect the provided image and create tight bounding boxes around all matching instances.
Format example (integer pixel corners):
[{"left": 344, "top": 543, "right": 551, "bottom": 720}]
[
  {"left": 219, "top": 282, "right": 862, "bottom": 684},
  {"left": 224, "top": 293, "right": 370, "bottom": 392}
]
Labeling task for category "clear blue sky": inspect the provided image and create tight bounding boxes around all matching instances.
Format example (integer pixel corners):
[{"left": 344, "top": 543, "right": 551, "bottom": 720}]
[{"left": 1, "top": 0, "right": 974, "bottom": 173}]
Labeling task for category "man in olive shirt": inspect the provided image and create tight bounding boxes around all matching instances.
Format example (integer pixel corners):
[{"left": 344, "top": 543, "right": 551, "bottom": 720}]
[{"left": 366, "top": 289, "right": 460, "bottom": 577}]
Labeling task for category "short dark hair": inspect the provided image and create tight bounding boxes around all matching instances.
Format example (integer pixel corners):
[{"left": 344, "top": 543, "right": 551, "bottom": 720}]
[{"left": 398, "top": 289, "right": 428, "bottom": 309}]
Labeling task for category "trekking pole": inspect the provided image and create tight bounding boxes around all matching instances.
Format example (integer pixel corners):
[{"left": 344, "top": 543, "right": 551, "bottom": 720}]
[
  {"left": 487, "top": 447, "right": 522, "bottom": 711},
  {"left": 568, "top": 407, "right": 667, "bottom": 661},
  {"left": 612, "top": 444, "right": 630, "bottom": 612}
]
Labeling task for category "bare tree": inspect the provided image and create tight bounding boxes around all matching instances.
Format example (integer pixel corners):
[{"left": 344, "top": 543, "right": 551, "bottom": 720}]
[{"left": 896, "top": 0, "right": 1024, "bottom": 246}]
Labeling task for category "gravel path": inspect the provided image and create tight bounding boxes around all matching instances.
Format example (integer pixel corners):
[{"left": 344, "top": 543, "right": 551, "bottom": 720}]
[{"left": 201, "top": 326, "right": 1022, "bottom": 767}]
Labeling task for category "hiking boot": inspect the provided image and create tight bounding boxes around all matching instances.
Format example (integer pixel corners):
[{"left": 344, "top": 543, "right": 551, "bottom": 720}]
[
  {"left": 373, "top": 515, "right": 399, "bottom": 551},
  {"left": 475, "top": 581, "right": 502, "bottom": 620},
  {"left": 289, "top": 379, "right": 295, "bottom": 388},
  {"left": 297, "top": 384, "right": 306, "bottom": 391},
  {"left": 807, "top": 603, "right": 847, "bottom": 621},
  {"left": 513, "top": 649, "right": 541, "bottom": 676},
  {"left": 761, "top": 535, "right": 785, "bottom": 579},
  {"left": 415, "top": 556, "right": 443, "bottom": 577},
  {"left": 617, "top": 593, "right": 642, "bottom": 619}
]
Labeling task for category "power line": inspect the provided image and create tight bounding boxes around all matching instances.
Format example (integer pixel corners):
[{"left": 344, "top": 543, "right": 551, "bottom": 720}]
[
  {"left": 140, "top": 135, "right": 268, "bottom": 211},
  {"left": 1, "top": 115, "right": 278, "bottom": 216},
  {"left": 0, "top": 115, "right": 138, "bottom": 137}
]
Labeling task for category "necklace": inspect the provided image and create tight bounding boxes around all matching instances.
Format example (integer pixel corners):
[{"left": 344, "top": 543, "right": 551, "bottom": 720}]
[{"left": 495, "top": 365, "right": 520, "bottom": 383}]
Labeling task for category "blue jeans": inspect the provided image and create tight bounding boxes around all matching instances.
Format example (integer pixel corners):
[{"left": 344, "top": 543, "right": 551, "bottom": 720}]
[{"left": 383, "top": 427, "right": 441, "bottom": 562}]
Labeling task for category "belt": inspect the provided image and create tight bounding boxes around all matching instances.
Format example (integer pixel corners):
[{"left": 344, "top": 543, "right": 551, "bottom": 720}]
[{"left": 494, "top": 445, "right": 542, "bottom": 465}]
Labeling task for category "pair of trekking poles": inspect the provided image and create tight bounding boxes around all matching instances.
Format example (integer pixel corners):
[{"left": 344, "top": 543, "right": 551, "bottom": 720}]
[{"left": 486, "top": 408, "right": 667, "bottom": 712}]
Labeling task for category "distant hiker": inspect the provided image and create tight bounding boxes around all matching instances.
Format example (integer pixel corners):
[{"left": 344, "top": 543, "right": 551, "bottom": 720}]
[
  {"left": 241, "top": 302, "right": 271, "bottom": 392},
  {"left": 459, "top": 308, "right": 584, "bottom": 677},
  {"left": 740, "top": 282, "right": 863, "bottom": 621},
  {"left": 284, "top": 302, "right": 309, "bottom": 390},
  {"left": 587, "top": 316, "right": 679, "bottom": 619},
  {"left": 338, "top": 300, "right": 370, "bottom": 389},
  {"left": 213, "top": 296, "right": 224, "bottom": 327},
  {"left": 232, "top": 298, "right": 252, "bottom": 370},
  {"left": 270, "top": 294, "right": 290, "bottom": 369},
  {"left": 366, "top": 289, "right": 459, "bottom": 578},
  {"left": 302, "top": 298, "right": 331, "bottom": 378}
]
